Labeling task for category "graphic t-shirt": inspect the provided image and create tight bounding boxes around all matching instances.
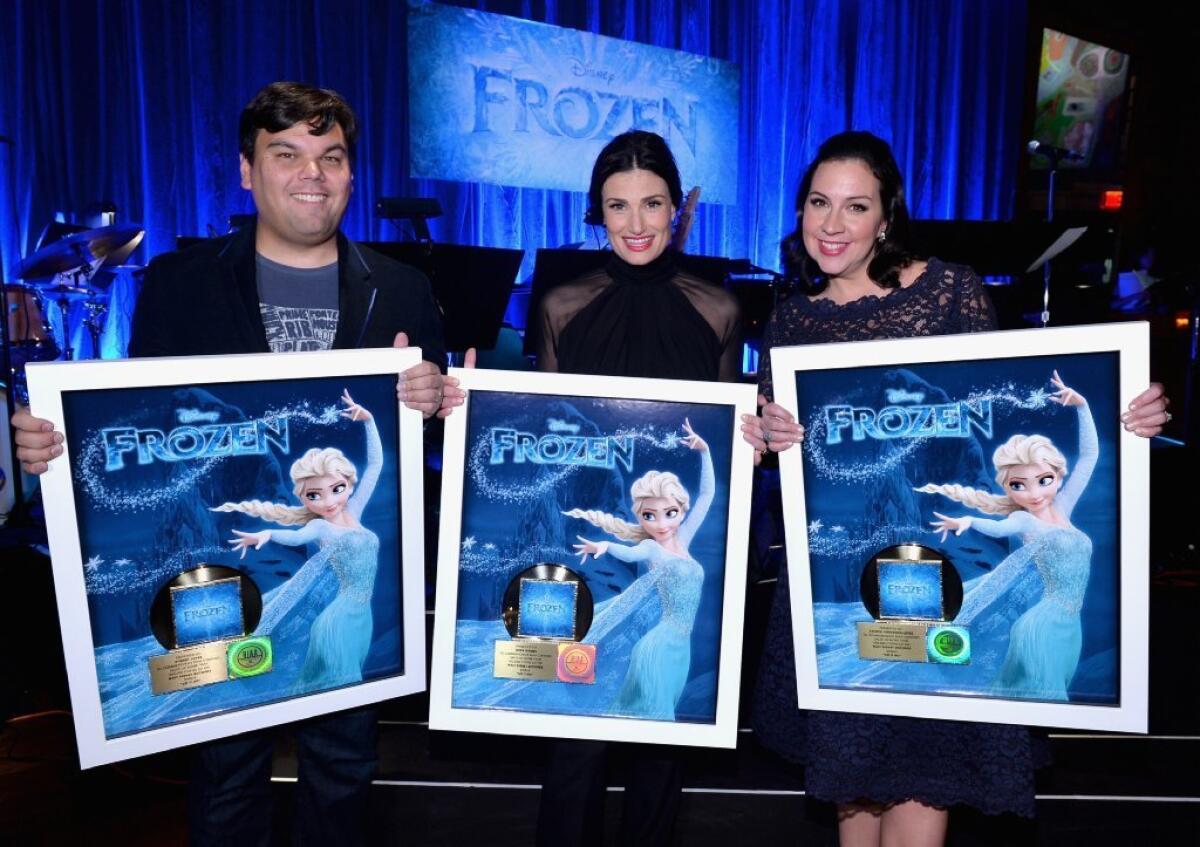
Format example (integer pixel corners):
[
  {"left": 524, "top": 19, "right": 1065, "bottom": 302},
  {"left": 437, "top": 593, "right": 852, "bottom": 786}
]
[{"left": 256, "top": 254, "right": 339, "bottom": 352}]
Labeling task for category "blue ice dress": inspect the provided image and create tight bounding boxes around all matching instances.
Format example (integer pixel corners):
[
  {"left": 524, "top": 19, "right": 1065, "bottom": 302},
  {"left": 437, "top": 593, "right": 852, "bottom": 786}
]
[{"left": 603, "top": 446, "right": 714, "bottom": 719}]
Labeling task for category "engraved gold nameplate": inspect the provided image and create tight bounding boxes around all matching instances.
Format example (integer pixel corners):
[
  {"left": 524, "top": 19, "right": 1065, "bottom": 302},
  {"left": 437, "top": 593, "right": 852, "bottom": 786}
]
[
  {"left": 149, "top": 640, "right": 233, "bottom": 694},
  {"left": 857, "top": 621, "right": 930, "bottom": 663},
  {"left": 494, "top": 640, "right": 561, "bottom": 680}
]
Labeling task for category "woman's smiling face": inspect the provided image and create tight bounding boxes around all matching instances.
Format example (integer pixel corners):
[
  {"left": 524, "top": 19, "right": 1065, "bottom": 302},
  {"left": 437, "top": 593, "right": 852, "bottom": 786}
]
[
  {"left": 601, "top": 168, "right": 675, "bottom": 265},
  {"left": 800, "top": 158, "right": 887, "bottom": 286}
]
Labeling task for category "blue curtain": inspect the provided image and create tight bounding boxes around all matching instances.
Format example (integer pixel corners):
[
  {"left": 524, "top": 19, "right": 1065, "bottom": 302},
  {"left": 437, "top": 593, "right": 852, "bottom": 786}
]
[{"left": 0, "top": 0, "right": 1027, "bottom": 345}]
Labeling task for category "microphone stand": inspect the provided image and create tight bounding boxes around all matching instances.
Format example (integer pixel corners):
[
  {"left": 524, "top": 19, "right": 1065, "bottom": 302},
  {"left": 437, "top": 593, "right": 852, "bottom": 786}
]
[{"left": 1041, "top": 152, "right": 1059, "bottom": 327}]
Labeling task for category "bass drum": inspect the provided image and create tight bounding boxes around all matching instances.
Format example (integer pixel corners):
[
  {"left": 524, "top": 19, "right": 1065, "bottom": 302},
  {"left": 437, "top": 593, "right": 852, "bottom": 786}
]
[
  {"left": 6, "top": 283, "right": 60, "bottom": 404},
  {"left": 6, "top": 283, "right": 54, "bottom": 343}
]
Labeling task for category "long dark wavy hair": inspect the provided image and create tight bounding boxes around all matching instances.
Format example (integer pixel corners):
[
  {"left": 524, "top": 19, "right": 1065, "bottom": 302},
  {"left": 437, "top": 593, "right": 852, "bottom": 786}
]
[{"left": 781, "top": 131, "right": 917, "bottom": 293}]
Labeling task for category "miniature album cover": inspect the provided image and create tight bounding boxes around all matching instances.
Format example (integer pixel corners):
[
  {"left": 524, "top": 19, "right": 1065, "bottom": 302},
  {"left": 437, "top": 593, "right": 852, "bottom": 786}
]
[
  {"left": 773, "top": 325, "right": 1150, "bottom": 731},
  {"left": 431, "top": 370, "right": 754, "bottom": 747}
]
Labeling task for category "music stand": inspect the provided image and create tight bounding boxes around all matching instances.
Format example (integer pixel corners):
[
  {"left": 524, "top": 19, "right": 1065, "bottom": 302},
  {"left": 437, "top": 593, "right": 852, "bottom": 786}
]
[
  {"left": 363, "top": 242, "right": 524, "bottom": 352},
  {"left": 376, "top": 197, "right": 443, "bottom": 243}
]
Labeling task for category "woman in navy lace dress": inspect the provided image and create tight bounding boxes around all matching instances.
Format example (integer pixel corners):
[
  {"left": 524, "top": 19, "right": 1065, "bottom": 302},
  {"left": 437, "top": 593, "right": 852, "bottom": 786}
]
[{"left": 741, "top": 131, "right": 1168, "bottom": 846}]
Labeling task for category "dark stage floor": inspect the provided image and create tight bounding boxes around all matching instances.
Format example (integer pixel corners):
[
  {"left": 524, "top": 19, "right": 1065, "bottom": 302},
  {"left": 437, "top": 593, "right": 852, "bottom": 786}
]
[{"left": 1, "top": 443, "right": 1197, "bottom": 846}]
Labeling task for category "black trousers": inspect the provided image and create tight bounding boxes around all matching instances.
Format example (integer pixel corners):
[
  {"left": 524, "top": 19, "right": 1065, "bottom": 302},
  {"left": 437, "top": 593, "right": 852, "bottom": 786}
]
[
  {"left": 188, "top": 705, "right": 378, "bottom": 847},
  {"left": 537, "top": 738, "right": 682, "bottom": 847}
]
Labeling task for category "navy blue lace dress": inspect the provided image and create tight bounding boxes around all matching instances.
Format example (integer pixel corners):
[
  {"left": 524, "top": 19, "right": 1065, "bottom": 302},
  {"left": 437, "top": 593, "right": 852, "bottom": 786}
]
[{"left": 753, "top": 258, "right": 1043, "bottom": 817}]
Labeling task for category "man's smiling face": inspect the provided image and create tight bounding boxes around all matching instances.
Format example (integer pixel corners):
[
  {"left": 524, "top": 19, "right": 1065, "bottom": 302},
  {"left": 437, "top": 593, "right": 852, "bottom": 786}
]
[{"left": 239, "top": 121, "right": 352, "bottom": 261}]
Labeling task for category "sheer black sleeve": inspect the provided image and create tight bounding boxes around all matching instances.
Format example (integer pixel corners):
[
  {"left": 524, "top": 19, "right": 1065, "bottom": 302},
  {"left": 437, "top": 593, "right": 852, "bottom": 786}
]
[
  {"left": 533, "top": 272, "right": 610, "bottom": 373},
  {"left": 674, "top": 275, "right": 743, "bottom": 383}
]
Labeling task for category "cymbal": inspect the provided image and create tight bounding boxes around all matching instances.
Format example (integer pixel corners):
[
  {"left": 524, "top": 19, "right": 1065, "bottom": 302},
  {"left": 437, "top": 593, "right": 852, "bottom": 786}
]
[
  {"left": 38, "top": 283, "right": 101, "bottom": 299},
  {"left": 16, "top": 224, "right": 144, "bottom": 280}
]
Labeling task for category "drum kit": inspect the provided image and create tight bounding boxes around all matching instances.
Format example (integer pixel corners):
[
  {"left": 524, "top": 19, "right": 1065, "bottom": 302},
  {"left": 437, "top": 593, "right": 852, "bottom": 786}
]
[{"left": 2, "top": 223, "right": 144, "bottom": 403}]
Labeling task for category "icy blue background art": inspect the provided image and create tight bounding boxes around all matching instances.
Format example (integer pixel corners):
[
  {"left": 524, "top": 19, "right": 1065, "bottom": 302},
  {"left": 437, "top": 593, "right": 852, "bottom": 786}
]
[
  {"left": 61, "top": 373, "right": 405, "bottom": 738},
  {"left": 451, "top": 390, "right": 734, "bottom": 723},
  {"left": 408, "top": 1, "right": 740, "bottom": 204},
  {"left": 793, "top": 352, "right": 1120, "bottom": 705}
]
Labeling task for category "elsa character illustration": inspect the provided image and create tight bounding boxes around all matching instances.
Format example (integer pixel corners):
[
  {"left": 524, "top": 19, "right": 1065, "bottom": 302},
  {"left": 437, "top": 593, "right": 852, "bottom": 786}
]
[
  {"left": 566, "top": 419, "right": 714, "bottom": 719},
  {"left": 212, "top": 390, "right": 382, "bottom": 692},
  {"left": 916, "top": 371, "right": 1097, "bottom": 701}
]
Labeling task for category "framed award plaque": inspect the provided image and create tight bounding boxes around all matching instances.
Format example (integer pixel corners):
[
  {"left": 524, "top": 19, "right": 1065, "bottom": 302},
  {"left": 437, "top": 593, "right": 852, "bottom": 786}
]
[
  {"left": 772, "top": 323, "right": 1150, "bottom": 732},
  {"left": 429, "top": 369, "right": 756, "bottom": 747},
  {"left": 26, "top": 348, "right": 427, "bottom": 767}
]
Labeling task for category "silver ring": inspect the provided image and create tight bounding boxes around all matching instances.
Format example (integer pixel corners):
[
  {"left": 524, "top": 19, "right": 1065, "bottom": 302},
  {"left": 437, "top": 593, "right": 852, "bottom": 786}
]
[
  {"left": 1164, "top": 411, "right": 1173, "bottom": 423},
  {"left": 763, "top": 429, "right": 772, "bottom": 444}
]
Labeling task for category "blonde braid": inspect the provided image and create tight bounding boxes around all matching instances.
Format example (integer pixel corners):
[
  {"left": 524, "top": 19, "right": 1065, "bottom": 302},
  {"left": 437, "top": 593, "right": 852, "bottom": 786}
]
[
  {"left": 561, "top": 508, "right": 648, "bottom": 541},
  {"left": 210, "top": 499, "right": 315, "bottom": 525},
  {"left": 913, "top": 483, "right": 1016, "bottom": 515}
]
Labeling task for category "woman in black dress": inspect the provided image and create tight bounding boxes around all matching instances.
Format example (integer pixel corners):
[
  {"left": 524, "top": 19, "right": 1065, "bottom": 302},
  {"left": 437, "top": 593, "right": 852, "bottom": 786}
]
[
  {"left": 741, "top": 131, "right": 1168, "bottom": 846},
  {"left": 443, "top": 130, "right": 740, "bottom": 847}
]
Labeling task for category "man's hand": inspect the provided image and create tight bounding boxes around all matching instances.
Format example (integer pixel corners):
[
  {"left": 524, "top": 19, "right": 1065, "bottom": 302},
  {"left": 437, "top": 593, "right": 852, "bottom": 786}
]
[
  {"left": 393, "top": 331, "right": 444, "bottom": 419},
  {"left": 11, "top": 407, "right": 63, "bottom": 474}
]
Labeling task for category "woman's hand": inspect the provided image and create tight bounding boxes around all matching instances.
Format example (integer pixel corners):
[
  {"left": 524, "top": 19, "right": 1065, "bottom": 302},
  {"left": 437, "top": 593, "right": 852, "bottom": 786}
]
[
  {"left": 572, "top": 535, "right": 609, "bottom": 565},
  {"left": 741, "top": 395, "right": 804, "bottom": 465},
  {"left": 681, "top": 418, "right": 708, "bottom": 452},
  {"left": 1050, "top": 370, "right": 1085, "bottom": 407},
  {"left": 228, "top": 529, "right": 271, "bottom": 559},
  {"left": 929, "top": 512, "right": 972, "bottom": 543},
  {"left": 1120, "top": 382, "right": 1170, "bottom": 438},
  {"left": 340, "top": 389, "right": 372, "bottom": 422},
  {"left": 437, "top": 348, "right": 477, "bottom": 419}
]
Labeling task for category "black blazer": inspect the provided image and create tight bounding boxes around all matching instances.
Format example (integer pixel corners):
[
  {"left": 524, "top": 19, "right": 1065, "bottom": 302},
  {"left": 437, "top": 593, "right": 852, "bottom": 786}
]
[{"left": 128, "top": 224, "right": 446, "bottom": 364}]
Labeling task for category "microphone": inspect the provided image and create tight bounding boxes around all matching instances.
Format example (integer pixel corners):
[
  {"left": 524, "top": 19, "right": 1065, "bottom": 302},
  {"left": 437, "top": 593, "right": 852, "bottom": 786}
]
[{"left": 1027, "top": 139, "right": 1085, "bottom": 162}]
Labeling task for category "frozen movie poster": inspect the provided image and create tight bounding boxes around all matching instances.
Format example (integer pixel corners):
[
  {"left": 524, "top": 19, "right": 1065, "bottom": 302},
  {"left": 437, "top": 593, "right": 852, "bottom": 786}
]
[
  {"left": 58, "top": 372, "right": 406, "bottom": 739},
  {"left": 792, "top": 352, "right": 1124, "bottom": 707},
  {"left": 447, "top": 389, "right": 736, "bottom": 725}
]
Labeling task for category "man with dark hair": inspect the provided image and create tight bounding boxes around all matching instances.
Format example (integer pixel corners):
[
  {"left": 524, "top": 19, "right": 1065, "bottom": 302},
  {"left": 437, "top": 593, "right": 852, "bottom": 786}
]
[{"left": 13, "top": 81, "right": 445, "bottom": 846}]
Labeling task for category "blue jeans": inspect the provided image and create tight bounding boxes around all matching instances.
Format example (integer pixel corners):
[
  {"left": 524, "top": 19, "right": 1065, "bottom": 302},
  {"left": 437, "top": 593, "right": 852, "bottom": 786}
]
[{"left": 188, "top": 705, "right": 378, "bottom": 847}]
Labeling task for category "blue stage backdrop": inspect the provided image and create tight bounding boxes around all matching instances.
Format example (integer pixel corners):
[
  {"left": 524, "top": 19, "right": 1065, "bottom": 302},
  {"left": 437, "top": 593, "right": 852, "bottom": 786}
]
[{"left": 0, "top": 0, "right": 1027, "bottom": 328}]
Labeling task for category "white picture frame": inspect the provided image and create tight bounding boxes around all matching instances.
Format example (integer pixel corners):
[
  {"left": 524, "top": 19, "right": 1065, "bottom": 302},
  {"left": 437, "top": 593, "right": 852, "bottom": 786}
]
[
  {"left": 771, "top": 323, "right": 1149, "bottom": 732},
  {"left": 429, "top": 368, "right": 756, "bottom": 747},
  {"left": 27, "top": 348, "right": 428, "bottom": 767}
]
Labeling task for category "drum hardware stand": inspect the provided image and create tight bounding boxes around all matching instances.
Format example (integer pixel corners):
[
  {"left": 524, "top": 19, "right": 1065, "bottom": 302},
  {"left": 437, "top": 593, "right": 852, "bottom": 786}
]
[{"left": 81, "top": 295, "right": 108, "bottom": 359}]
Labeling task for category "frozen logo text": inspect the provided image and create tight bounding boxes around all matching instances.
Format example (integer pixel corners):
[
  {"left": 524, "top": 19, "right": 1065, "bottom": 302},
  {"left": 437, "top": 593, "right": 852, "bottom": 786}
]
[
  {"left": 526, "top": 602, "right": 567, "bottom": 614},
  {"left": 471, "top": 65, "right": 698, "bottom": 155},
  {"left": 101, "top": 417, "right": 290, "bottom": 471},
  {"left": 182, "top": 605, "right": 230, "bottom": 621},
  {"left": 489, "top": 428, "right": 635, "bottom": 472},
  {"left": 824, "top": 399, "right": 992, "bottom": 444},
  {"left": 886, "top": 583, "right": 932, "bottom": 596}
]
